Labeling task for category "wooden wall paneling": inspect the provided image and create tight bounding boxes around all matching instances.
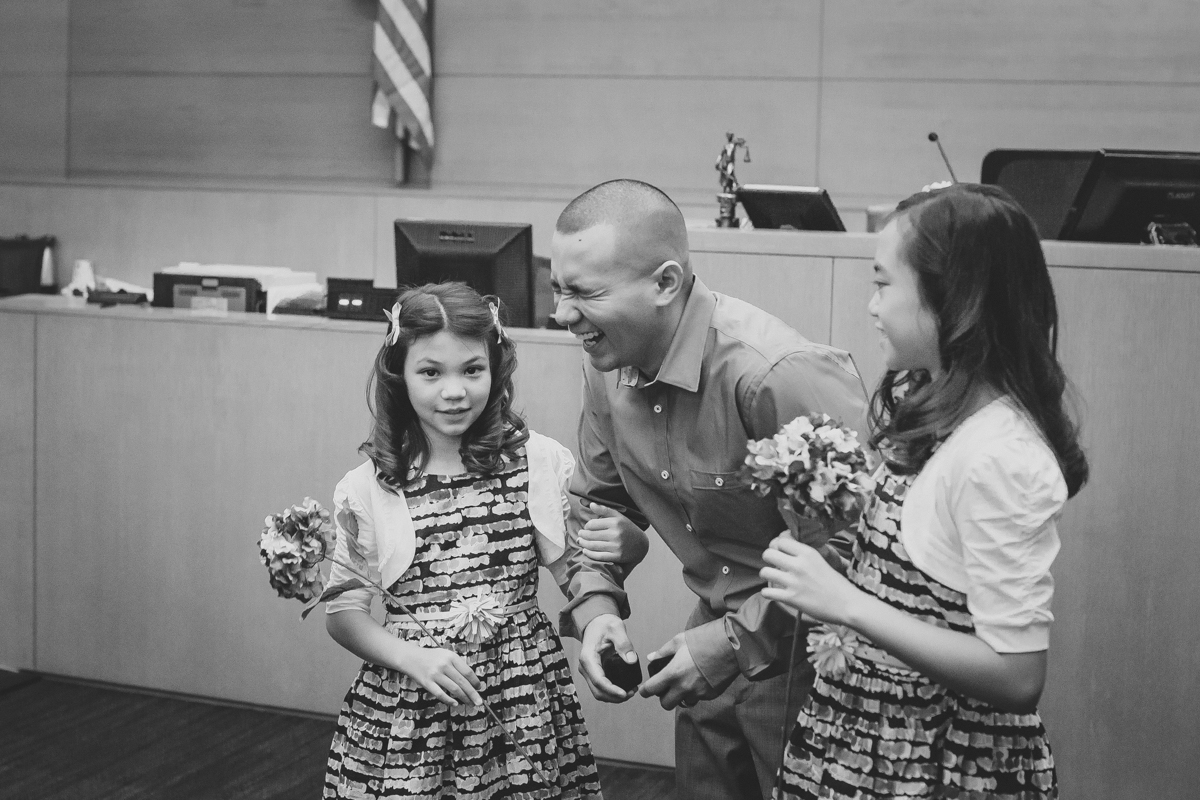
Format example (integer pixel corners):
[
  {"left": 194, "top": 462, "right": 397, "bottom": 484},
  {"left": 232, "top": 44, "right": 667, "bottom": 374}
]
[
  {"left": 822, "top": 0, "right": 1200, "bottom": 83},
  {"left": 828, "top": 256, "right": 883, "bottom": 391},
  {"left": 1038, "top": 267, "right": 1200, "bottom": 800},
  {"left": 0, "top": 312, "right": 36, "bottom": 671},
  {"left": 69, "top": 0, "right": 375, "bottom": 75},
  {"left": 68, "top": 75, "right": 395, "bottom": 183},
  {"left": 34, "top": 314, "right": 376, "bottom": 711},
  {"left": 817, "top": 81, "right": 1200, "bottom": 210},
  {"left": 689, "top": 251, "right": 833, "bottom": 345},
  {"left": 0, "top": 75, "right": 68, "bottom": 179},
  {"left": 0, "top": 0, "right": 69, "bottom": 73},
  {"left": 55, "top": 186, "right": 377, "bottom": 288},
  {"left": 436, "top": 0, "right": 821, "bottom": 78},
  {"left": 430, "top": 76, "right": 821, "bottom": 197}
]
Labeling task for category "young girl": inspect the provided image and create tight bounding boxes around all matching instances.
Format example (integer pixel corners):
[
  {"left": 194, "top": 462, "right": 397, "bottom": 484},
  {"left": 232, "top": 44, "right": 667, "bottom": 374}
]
[
  {"left": 323, "top": 282, "right": 642, "bottom": 799},
  {"left": 761, "top": 184, "right": 1089, "bottom": 799}
]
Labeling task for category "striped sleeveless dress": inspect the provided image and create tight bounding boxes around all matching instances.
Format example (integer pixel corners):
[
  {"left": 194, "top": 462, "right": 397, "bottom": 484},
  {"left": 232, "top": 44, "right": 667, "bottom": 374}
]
[
  {"left": 324, "top": 453, "right": 602, "bottom": 799},
  {"left": 776, "top": 468, "right": 1057, "bottom": 799}
]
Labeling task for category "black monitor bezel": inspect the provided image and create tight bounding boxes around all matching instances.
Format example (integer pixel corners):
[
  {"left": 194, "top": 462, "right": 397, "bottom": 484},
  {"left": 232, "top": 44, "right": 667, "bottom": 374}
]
[{"left": 736, "top": 184, "right": 846, "bottom": 232}]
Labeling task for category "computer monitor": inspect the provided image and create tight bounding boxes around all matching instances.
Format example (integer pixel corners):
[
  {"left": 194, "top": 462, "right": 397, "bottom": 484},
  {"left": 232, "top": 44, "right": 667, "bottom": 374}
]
[
  {"left": 982, "top": 148, "right": 1200, "bottom": 244},
  {"left": 394, "top": 220, "right": 536, "bottom": 327},
  {"left": 736, "top": 184, "right": 846, "bottom": 232},
  {"left": 1061, "top": 150, "right": 1200, "bottom": 244}
]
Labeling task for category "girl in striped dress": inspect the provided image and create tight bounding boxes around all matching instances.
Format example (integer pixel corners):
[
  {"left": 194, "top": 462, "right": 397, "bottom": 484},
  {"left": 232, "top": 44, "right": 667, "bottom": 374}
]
[
  {"left": 760, "top": 184, "right": 1089, "bottom": 799},
  {"left": 323, "top": 283, "right": 643, "bottom": 799}
]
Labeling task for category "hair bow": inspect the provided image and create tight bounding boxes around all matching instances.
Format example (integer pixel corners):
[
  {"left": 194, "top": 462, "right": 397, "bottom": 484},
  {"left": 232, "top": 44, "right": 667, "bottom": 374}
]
[
  {"left": 383, "top": 301, "right": 402, "bottom": 346},
  {"left": 489, "top": 301, "right": 507, "bottom": 343}
]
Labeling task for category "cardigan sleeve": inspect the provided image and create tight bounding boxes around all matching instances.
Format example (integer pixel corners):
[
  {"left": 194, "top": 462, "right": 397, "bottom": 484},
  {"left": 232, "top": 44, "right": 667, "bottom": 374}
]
[
  {"left": 324, "top": 470, "right": 380, "bottom": 616},
  {"left": 951, "top": 437, "right": 1067, "bottom": 652}
]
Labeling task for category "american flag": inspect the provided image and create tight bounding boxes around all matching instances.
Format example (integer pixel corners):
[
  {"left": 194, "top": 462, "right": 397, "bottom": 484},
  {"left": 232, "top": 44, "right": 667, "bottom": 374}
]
[{"left": 371, "top": 0, "right": 434, "bottom": 176}]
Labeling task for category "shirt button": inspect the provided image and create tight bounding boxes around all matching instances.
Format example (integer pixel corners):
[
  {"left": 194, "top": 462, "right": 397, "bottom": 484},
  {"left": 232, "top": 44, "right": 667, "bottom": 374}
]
[
  {"left": 653, "top": 404, "right": 663, "bottom": 413},
  {"left": 714, "top": 477, "right": 724, "bottom": 487},
  {"left": 721, "top": 565, "right": 730, "bottom": 575},
  {"left": 661, "top": 470, "right": 670, "bottom": 480}
]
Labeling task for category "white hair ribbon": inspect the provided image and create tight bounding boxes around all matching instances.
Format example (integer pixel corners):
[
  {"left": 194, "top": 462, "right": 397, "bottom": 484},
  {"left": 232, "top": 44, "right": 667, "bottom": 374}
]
[{"left": 383, "top": 301, "right": 403, "bottom": 346}]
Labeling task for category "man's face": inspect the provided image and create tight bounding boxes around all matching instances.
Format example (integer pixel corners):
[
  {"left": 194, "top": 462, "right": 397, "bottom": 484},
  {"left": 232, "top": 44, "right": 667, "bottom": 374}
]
[{"left": 550, "top": 223, "right": 662, "bottom": 374}]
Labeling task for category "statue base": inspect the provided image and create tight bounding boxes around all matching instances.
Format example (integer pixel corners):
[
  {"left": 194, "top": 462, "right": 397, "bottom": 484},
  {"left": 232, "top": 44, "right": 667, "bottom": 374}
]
[{"left": 715, "top": 192, "right": 740, "bottom": 228}]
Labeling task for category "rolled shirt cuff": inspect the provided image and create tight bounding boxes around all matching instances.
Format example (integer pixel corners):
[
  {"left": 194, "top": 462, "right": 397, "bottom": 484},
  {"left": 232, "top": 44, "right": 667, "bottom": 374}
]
[
  {"left": 560, "top": 594, "right": 623, "bottom": 641},
  {"left": 684, "top": 619, "right": 740, "bottom": 690}
]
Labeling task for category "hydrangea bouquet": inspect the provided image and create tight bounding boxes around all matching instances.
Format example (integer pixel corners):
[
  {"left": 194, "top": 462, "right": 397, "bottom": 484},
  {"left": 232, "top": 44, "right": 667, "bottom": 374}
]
[
  {"left": 743, "top": 412, "right": 874, "bottom": 546},
  {"left": 257, "top": 497, "right": 550, "bottom": 789}
]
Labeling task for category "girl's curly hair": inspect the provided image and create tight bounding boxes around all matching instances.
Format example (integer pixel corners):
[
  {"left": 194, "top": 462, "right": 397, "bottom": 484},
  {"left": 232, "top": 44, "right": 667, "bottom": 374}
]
[{"left": 360, "top": 282, "right": 528, "bottom": 491}]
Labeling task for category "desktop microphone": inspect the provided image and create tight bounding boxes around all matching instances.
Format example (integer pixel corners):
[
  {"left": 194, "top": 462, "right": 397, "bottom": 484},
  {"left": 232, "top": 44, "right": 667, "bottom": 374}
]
[{"left": 927, "top": 132, "right": 959, "bottom": 183}]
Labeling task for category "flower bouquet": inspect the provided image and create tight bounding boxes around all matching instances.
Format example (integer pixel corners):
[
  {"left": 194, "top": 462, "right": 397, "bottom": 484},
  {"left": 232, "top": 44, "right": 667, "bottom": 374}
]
[
  {"left": 257, "top": 497, "right": 551, "bottom": 790},
  {"left": 743, "top": 412, "right": 874, "bottom": 547}
]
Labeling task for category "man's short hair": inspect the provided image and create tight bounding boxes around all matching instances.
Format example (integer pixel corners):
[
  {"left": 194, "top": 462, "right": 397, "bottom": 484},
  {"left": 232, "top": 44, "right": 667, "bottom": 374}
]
[{"left": 556, "top": 179, "right": 685, "bottom": 236}]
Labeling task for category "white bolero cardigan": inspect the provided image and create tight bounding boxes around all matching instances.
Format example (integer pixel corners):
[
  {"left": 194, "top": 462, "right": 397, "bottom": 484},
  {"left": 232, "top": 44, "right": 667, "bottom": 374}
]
[{"left": 324, "top": 430, "right": 575, "bottom": 615}]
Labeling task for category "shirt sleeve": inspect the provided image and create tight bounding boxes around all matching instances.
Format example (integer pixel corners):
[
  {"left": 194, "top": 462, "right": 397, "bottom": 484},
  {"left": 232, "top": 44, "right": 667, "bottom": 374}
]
[
  {"left": 688, "top": 348, "right": 871, "bottom": 683},
  {"left": 952, "top": 439, "right": 1067, "bottom": 653},
  {"left": 324, "top": 472, "right": 379, "bottom": 616},
  {"left": 555, "top": 367, "right": 634, "bottom": 640}
]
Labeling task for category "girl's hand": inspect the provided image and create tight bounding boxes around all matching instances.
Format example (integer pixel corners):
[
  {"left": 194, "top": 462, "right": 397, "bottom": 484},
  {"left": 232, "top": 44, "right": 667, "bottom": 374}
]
[
  {"left": 760, "top": 534, "right": 862, "bottom": 626},
  {"left": 395, "top": 642, "right": 484, "bottom": 707},
  {"left": 579, "top": 501, "right": 649, "bottom": 566}
]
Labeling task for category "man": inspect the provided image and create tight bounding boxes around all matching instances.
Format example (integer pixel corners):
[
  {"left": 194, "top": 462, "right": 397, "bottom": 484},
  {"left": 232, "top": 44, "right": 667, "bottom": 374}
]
[{"left": 551, "top": 179, "right": 868, "bottom": 800}]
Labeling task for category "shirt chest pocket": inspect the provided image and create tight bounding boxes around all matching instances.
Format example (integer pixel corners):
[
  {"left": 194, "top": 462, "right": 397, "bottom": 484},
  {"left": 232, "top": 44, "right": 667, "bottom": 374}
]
[{"left": 690, "top": 469, "right": 781, "bottom": 546}]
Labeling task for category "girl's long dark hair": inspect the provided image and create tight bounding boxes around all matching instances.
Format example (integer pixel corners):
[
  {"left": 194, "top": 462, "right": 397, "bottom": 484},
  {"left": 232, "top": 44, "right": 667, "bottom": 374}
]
[
  {"left": 360, "top": 282, "right": 528, "bottom": 491},
  {"left": 869, "top": 183, "right": 1089, "bottom": 497}
]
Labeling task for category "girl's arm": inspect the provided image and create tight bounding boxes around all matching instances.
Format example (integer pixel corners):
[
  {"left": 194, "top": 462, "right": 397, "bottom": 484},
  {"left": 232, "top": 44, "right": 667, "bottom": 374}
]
[
  {"left": 326, "top": 609, "right": 484, "bottom": 707},
  {"left": 761, "top": 537, "right": 1047, "bottom": 712}
]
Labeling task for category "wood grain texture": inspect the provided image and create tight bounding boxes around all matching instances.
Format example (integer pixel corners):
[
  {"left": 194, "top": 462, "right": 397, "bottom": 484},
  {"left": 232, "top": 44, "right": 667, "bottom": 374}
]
[
  {"left": 817, "top": 80, "right": 1200, "bottom": 206},
  {"left": 1039, "top": 266, "right": 1200, "bottom": 800},
  {"left": 430, "top": 76, "right": 820, "bottom": 195},
  {"left": 436, "top": 0, "right": 821, "bottom": 78},
  {"left": 68, "top": 75, "right": 395, "bottom": 183},
  {"left": 70, "top": 0, "right": 375, "bottom": 75},
  {"left": 0, "top": 74, "right": 67, "bottom": 179},
  {"left": 690, "top": 251, "right": 833, "bottom": 344},
  {"left": 823, "top": 0, "right": 1200, "bottom": 83},
  {"left": 0, "top": 0, "right": 68, "bottom": 73},
  {"left": 0, "top": 313, "right": 36, "bottom": 672}
]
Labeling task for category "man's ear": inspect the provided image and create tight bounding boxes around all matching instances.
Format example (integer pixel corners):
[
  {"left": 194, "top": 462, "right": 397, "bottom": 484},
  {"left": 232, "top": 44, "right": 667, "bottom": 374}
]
[{"left": 652, "top": 260, "right": 687, "bottom": 307}]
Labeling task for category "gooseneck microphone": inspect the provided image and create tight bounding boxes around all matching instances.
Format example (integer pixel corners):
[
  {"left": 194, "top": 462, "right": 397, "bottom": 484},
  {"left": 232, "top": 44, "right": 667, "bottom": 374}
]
[{"left": 928, "top": 131, "right": 959, "bottom": 183}]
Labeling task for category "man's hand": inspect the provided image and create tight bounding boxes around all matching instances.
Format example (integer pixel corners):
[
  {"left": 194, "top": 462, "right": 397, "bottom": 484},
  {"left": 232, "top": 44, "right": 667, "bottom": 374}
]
[
  {"left": 638, "top": 633, "right": 723, "bottom": 711},
  {"left": 579, "top": 614, "right": 638, "bottom": 703},
  {"left": 578, "top": 501, "right": 649, "bottom": 566}
]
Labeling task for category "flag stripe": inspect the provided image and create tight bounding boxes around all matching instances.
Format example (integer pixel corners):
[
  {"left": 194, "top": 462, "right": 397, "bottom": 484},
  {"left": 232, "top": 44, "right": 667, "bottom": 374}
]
[
  {"left": 373, "top": 24, "right": 434, "bottom": 148},
  {"left": 375, "top": 5, "right": 427, "bottom": 87},
  {"left": 379, "top": 0, "right": 430, "bottom": 81}
]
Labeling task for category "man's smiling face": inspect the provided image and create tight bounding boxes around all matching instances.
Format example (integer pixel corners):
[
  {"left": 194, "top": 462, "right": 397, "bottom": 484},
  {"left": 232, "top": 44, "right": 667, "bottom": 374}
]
[{"left": 550, "top": 223, "right": 664, "bottom": 375}]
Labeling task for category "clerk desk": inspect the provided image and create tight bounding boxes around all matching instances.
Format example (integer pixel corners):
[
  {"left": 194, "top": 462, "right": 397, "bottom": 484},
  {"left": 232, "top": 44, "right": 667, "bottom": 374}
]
[{"left": 2, "top": 230, "right": 1199, "bottom": 799}]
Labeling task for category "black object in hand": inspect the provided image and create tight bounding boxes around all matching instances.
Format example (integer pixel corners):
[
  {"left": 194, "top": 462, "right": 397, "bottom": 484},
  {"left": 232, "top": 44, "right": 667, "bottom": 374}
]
[
  {"left": 600, "top": 647, "right": 642, "bottom": 692},
  {"left": 647, "top": 655, "right": 671, "bottom": 678}
]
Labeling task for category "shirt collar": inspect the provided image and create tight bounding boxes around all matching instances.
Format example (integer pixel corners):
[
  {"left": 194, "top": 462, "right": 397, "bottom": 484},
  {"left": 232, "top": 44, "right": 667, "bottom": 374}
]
[{"left": 618, "top": 277, "right": 715, "bottom": 393}]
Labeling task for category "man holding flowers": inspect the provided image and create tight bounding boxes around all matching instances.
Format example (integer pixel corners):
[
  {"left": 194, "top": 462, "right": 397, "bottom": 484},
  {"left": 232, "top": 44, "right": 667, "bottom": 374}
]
[{"left": 550, "top": 179, "right": 869, "bottom": 800}]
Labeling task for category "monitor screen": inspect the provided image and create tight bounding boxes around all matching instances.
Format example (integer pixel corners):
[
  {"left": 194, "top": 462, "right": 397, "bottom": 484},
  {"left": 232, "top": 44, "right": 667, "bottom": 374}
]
[
  {"left": 736, "top": 185, "right": 846, "bottom": 232},
  {"left": 394, "top": 220, "right": 535, "bottom": 327},
  {"left": 982, "top": 148, "right": 1200, "bottom": 244},
  {"left": 1062, "top": 150, "right": 1200, "bottom": 244}
]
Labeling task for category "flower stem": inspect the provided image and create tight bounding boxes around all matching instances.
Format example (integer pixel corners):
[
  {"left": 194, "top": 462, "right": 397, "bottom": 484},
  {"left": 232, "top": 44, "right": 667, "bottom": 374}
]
[{"left": 322, "top": 555, "right": 554, "bottom": 792}]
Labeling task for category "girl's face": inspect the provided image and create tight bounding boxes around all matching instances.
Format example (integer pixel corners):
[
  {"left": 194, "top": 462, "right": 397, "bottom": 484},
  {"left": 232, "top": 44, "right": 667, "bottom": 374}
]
[
  {"left": 868, "top": 218, "right": 942, "bottom": 377},
  {"left": 403, "top": 330, "right": 492, "bottom": 457}
]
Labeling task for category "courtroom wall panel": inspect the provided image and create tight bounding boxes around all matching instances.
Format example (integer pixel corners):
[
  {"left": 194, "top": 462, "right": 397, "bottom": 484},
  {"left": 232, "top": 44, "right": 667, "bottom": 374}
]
[
  {"left": 0, "top": 0, "right": 68, "bottom": 179},
  {"left": 436, "top": 0, "right": 822, "bottom": 78},
  {"left": 430, "top": 76, "right": 820, "bottom": 198},
  {"left": 69, "top": 75, "right": 395, "bottom": 183},
  {"left": 0, "top": 184, "right": 377, "bottom": 289},
  {"left": 818, "top": 80, "right": 1200, "bottom": 208},
  {"left": 0, "top": 312, "right": 36, "bottom": 672},
  {"left": 1041, "top": 266, "right": 1200, "bottom": 800},
  {"left": 823, "top": 0, "right": 1200, "bottom": 83},
  {"left": 70, "top": 0, "right": 374, "bottom": 75},
  {"left": 0, "top": 0, "right": 68, "bottom": 73}
]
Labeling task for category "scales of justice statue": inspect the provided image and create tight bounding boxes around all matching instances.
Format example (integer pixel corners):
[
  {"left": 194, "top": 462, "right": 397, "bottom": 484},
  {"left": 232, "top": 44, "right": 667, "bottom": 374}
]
[{"left": 715, "top": 132, "right": 751, "bottom": 227}]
